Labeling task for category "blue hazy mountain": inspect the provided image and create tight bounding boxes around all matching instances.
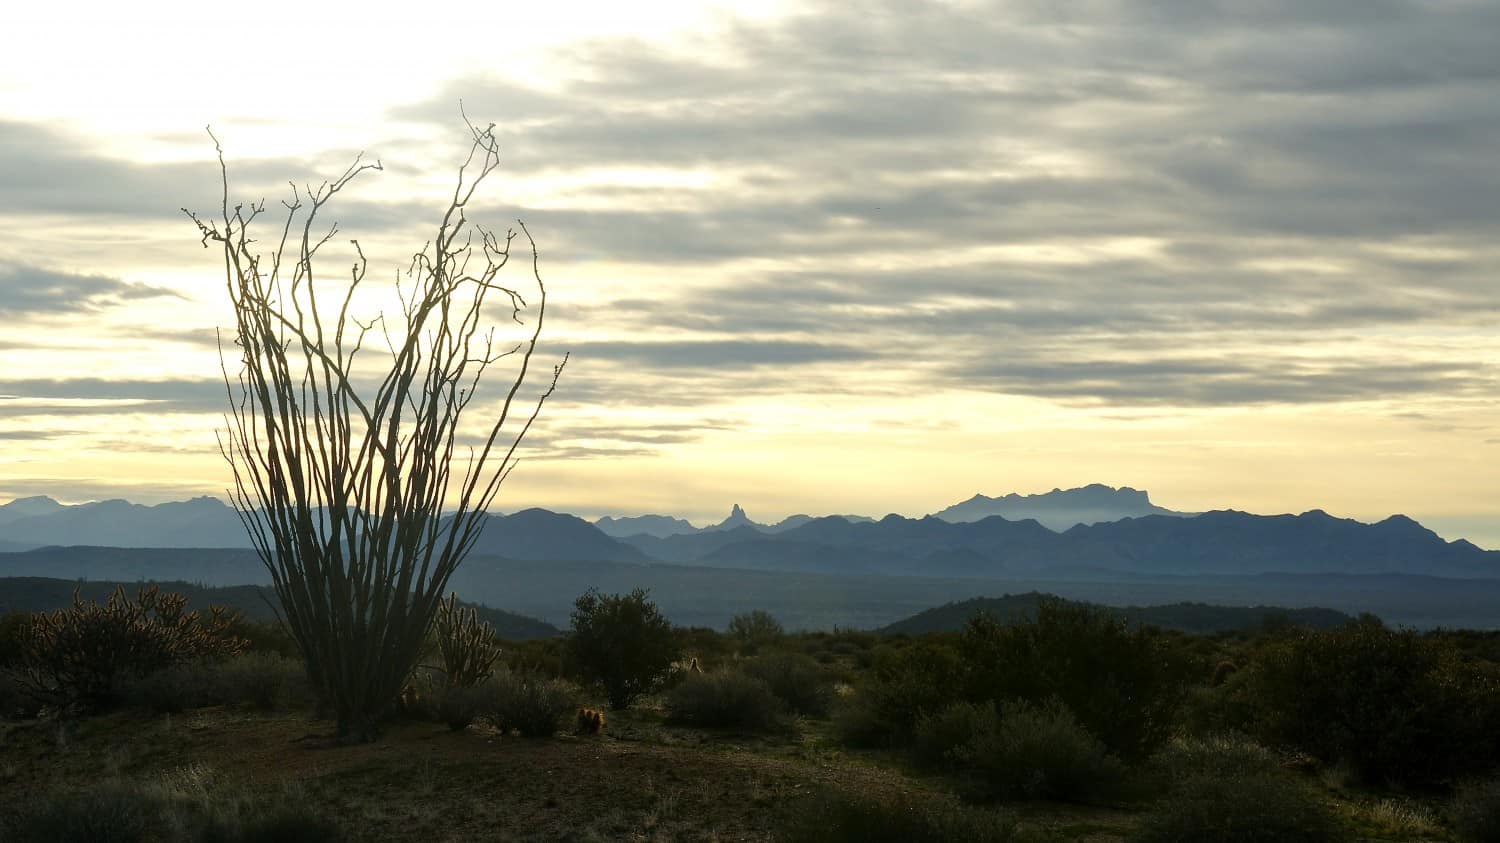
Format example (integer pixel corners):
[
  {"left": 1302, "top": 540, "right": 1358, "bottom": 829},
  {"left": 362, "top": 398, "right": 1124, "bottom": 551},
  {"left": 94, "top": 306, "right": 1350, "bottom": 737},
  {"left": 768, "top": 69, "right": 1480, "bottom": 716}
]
[
  {"left": 594, "top": 513, "right": 699, "bottom": 539},
  {"left": 3, "top": 489, "right": 1495, "bottom": 580},
  {"left": 932, "top": 484, "right": 1189, "bottom": 530},
  {"left": 0, "top": 496, "right": 248, "bottom": 549}
]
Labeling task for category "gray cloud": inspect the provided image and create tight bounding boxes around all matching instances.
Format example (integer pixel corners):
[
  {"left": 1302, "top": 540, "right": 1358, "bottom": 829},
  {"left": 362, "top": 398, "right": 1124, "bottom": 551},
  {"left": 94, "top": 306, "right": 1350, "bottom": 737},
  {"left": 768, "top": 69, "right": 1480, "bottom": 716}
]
[
  {"left": 0, "top": 261, "right": 181, "bottom": 317},
  {"left": 5, "top": 1, "right": 1500, "bottom": 415},
  {"left": 0, "top": 378, "right": 225, "bottom": 416},
  {"left": 374, "top": 0, "right": 1500, "bottom": 410}
]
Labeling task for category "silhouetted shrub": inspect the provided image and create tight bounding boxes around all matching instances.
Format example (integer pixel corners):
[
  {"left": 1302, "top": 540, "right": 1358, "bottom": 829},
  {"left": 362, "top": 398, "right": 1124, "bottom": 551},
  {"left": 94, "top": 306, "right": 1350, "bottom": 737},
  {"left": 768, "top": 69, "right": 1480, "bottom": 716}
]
[
  {"left": 1245, "top": 618, "right": 1500, "bottom": 786},
  {"left": 727, "top": 609, "right": 783, "bottom": 653},
  {"left": 0, "top": 783, "right": 156, "bottom": 843},
  {"left": 779, "top": 787, "right": 1034, "bottom": 843},
  {"left": 0, "top": 777, "right": 343, "bottom": 843},
  {"left": 208, "top": 652, "right": 309, "bottom": 710},
  {"left": 200, "top": 801, "right": 343, "bottom": 843},
  {"left": 122, "top": 652, "right": 309, "bottom": 714},
  {"left": 1150, "top": 734, "right": 1282, "bottom": 785},
  {"left": 912, "top": 700, "right": 997, "bottom": 770},
  {"left": 835, "top": 639, "right": 964, "bottom": 747},
  {"left": 437, "top": 682, "right": 491, "bottom": 731},
  {"left": 1177, "top": 669, "right": 1258, "bottom": 738},
  {"left": 1136, "top": 766, "right": 1347, "bottom": 843},
  {"left": 959, "top": 601, "right": 1194, "bottom": 760},
  {"left": 486, "top": 672, "right": 577, "bottom": 737},
  {"left": 953, "top": 699, "right": 1127, "bottom": 804},
  {"left": 0, "top": 611, "right": 30, "bottom": 667},
  {"left": 741, "top": 651, "right": 833, "bottom": 717},
  {"left": 665, "top": 671, "right": 786, "bottom": 731},
  {"left": 566, "top": 588, "right": 679, "bottom": 710},
  {"left": 18, "top": 586, "right": 246, "bottom": 712},
  {"left": 1452, "top": 778, "right": 1500, "bottom": 843}
]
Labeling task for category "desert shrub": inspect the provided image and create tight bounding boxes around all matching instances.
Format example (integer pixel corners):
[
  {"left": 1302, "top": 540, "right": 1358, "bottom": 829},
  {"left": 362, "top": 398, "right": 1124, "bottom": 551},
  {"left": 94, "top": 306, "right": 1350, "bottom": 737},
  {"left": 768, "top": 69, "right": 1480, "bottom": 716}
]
[
  {"left": 1136, "top": 766, "right": 1347, "bottom": 843},
  {"left": 486, "top": 672, "right": 577, "bottom": 737},
  {"left": 665, "top": 670, "right": 786, "bottom": 731},
  {"left": 779, "top": 787, "right": 1034, "bottom": 843},
  {"left": 741, "top": 651, "right": 833, "bottom": 717},
  {"left": 566, "top": 588, "right": 679, "bottom": 710},
  {"left": 17, "top": 586, "right": 246, "bottom": 712},
  {"left": 122, "top": 652, "right": 309, "bottom": 713},
  {"left": 436, "top": 682, "right": 492, "bottom": 731},
  {"left": 835, "top": 639, "right": 964, "bottom": 747},
  {"left": 0, "top": 782, "right": 158, "bottom": 843},
  {"left": 1150, "top": 734, "right": 1282, "bottom": 785},
  {"left": 504, "top": 636, "right": 566, "bottom": 677},
  {"left": 1177, "top": 668, "right": 1258, "bottom": 738},
  {"left": 434, "top": 593, "right": 503, "bottom": 689},
  {"left": 912, "top": 700, "right": 998, "bottom": 770},
  {"left": 122, "top": 661, "right": 213, "bottom": 713},
  {"left": 1452, "top": 778, "right": 1500, "bottom": 843},
  {"left": 0, "top": 776, "right": 342, "bottom": 843},
  {"left": 960, "top": 601, "right": 1194, "bottom": 760},
  {"left": 0, "top": 610, "right": 31, "bottom": 667},
  {"left": 1244, "top": 618, "right": 1500, "bottom": 785},
  {"left": 727, "top": 609, "right": 783, "bottom": 653},
  {"left": 222, "top": 616, "right": 300, "bottom": 659},
  {"left": 954, "top": 699, "right": 1127, "bottom": 804},
  {"left": 206, "top": 651, "right": 309, "bottom": 710},
  {"left": 201, "top": 805, "right": 342, "bottom": 843}
]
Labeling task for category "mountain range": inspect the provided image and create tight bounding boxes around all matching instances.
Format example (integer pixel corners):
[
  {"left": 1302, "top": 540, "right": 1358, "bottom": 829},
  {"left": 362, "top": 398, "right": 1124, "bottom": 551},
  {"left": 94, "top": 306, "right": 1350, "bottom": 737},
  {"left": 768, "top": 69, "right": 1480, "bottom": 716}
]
[{"left": 1, "top": 485, "right": 1495, "bottom": 580}]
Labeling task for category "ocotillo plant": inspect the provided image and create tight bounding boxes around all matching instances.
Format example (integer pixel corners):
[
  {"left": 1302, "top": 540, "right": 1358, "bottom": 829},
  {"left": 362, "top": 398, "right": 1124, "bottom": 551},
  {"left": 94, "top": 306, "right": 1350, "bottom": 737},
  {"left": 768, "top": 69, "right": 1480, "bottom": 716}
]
[{"left": 186, "top": 116, "right": 565, "bottom": 742}]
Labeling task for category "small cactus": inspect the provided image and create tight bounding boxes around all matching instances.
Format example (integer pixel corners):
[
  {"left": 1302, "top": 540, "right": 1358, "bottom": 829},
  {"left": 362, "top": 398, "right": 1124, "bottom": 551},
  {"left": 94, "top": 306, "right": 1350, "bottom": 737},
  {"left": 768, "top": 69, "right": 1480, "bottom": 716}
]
[
  {"left": 576, "top": 706, "right": 606, "bottom": 735},
  {"left": 1211, "top": 660, "right": 1238, "bottom": 687},
  {"left": 434, "top": 593, "right": 502, "bottom": 689}
]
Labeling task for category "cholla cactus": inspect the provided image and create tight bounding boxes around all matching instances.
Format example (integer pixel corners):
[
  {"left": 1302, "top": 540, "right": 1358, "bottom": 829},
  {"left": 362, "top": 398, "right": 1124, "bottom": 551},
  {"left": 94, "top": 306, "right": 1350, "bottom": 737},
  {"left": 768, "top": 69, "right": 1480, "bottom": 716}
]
[
  {"left": 20, "top": 585, "right": 245, "bottom": 711},
  {"left": 434, "top": 593, "right": 502, "bottom": 689},
  {"left": 575, "top": 706, "right": 606, "bottom": 735}
]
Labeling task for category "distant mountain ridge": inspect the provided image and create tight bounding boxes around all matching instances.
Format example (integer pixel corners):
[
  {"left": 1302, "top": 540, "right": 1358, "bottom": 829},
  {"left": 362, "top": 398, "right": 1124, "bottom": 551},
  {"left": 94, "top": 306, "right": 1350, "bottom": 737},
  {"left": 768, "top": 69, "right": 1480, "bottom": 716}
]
[
  {"left": 932, "top": 484, "right": 1190, "bottom": 530},
  {"left": 4, "top": 487, "right": 1496, "bottom": 581}
]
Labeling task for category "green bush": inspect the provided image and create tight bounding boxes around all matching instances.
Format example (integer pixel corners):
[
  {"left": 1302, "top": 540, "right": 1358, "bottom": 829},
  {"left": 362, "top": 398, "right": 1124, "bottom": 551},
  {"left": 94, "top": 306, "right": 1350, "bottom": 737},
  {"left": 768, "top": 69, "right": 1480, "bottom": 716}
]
[
  {"left": 727, "top": 609, "right": 783, "bottom": 653},
  {"left": 960, "top": 601, "right": 1194, "bottom": 759},
  {"left": 779, "top": 787, "right": 1034, "bottom": 843},
  {"left": 566, "top": 588, "right": 679, "bottom": 710},
  {"left": 1135, "top": 767, "right": 1347, "bottom": 843},
  {"left": 1451, "top": 778, "right": 1500, "bottom": 843},
  {"left": 1150, "top": 734, "right": 1282, "bottom": 785},
  {"left": 1245, "top": 618, "right": 1500, "bottom": 786},
  {"left": 741, "top": 651, "right": 833, "bottom": 717},
  {"left": 953, "top": 699, "right": 1127, "bottom": 804},
  {"left": 665, "top": 671, "right": 786, "bottom": 731},
  {"left": 122, "top": 653, "right": 310, "bottom": 714},
  {"left": 912, "top": 700, "right": 997, "bottom": 770},
  {"left": 486, "top": 672, "right": 577, "bottom": 737},
  {"left": 835, "top": 639, "right": 964, "bottom": 747}
]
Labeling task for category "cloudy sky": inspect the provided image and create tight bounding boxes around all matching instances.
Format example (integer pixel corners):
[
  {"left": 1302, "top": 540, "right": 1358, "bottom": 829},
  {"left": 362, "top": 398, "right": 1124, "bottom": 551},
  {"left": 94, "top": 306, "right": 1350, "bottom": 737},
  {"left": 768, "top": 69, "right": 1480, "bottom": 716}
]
[{"left": 3, "top": 0, "right": 1500, "bottom": 542}]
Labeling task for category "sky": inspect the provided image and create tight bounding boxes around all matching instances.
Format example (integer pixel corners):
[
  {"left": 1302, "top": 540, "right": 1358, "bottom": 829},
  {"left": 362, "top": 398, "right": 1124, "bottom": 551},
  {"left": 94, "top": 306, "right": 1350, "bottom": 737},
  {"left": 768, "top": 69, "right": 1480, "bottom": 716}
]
[{"left": 3, "top": 0, "right": 1500, "bottom": 543}]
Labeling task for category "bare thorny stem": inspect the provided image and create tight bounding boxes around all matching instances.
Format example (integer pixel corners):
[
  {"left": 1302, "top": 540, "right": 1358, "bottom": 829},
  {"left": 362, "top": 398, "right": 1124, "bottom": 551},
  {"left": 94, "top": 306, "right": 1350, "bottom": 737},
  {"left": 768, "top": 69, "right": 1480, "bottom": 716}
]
[{"left": 183, "top": 119, "right": 567, "bottom": 741}]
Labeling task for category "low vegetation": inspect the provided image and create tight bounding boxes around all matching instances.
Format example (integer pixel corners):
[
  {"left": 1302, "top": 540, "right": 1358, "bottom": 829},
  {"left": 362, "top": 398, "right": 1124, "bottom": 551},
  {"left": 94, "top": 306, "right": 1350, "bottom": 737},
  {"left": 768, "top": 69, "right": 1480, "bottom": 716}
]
[{"left": 3, "top": 584, "right": 1498, "bottom": 841}]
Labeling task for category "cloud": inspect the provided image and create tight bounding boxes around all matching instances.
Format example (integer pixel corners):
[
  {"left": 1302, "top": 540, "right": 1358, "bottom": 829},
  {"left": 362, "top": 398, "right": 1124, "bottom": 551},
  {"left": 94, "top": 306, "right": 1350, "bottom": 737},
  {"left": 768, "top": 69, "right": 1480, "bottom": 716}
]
[
  {"left": 0, "top": 261, "right": 182, "bottom": 317},
  {"left": 0, "top": 378, "right": 225, "bottom": 416},
  {"left": 370, "top": 0, "right": 1500, "bottom": 411}
]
